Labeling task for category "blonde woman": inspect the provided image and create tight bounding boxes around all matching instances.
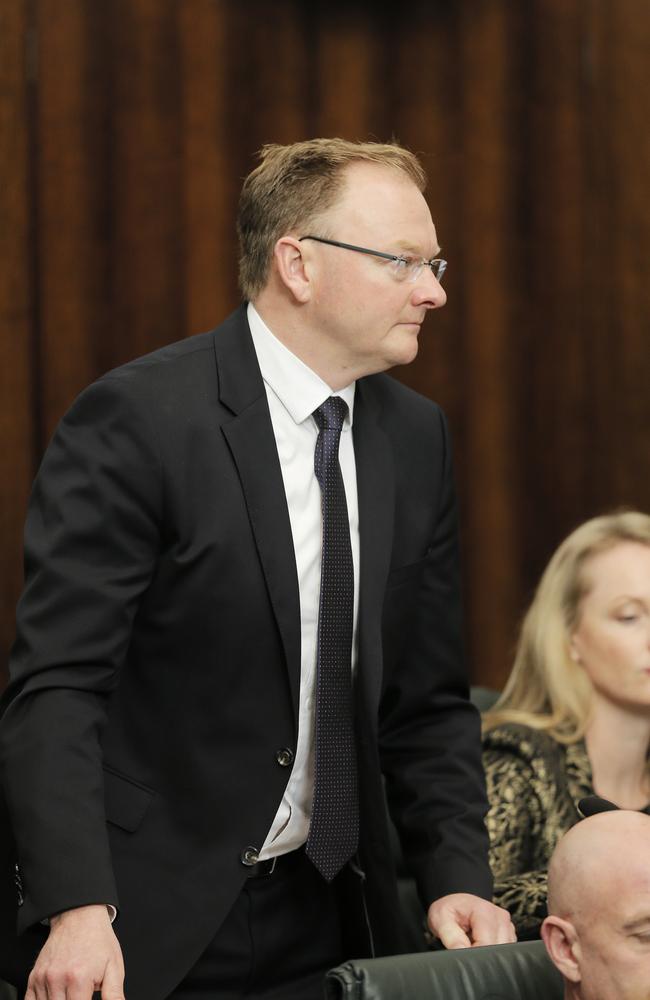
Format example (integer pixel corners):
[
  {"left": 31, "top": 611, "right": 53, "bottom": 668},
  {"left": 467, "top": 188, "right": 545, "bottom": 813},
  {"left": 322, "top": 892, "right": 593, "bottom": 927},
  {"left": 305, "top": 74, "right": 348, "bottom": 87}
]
[{"left": 482, "top": 510, "right": 650, "bottom": 938}]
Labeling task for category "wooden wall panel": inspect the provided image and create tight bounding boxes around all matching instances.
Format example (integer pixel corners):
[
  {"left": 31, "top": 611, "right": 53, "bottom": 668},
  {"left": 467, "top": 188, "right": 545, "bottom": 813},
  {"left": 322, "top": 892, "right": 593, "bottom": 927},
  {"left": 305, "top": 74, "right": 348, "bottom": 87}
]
[
  {"left": 586, "top": 2, "right": 650, "bottom": 515},
  {"left": 35, "top": 0, "right": 112, "bottom": 439},
  {"left": 454, "top": 2, "right": 529, "bottom": 684},
  {"left": 110, "top": 0, "right": 184, "bottom": 369},
  {"left": 179, "top": 0, "right": 236, "bottom": 333},
  {"left": 2, "top": 0, "right": 650, "bottom": 690},
  {"left": 313, "top": 6, "right": 387, "bottom": 139},
  {"left": 0, "top": 0, "right": 35, "bottom": 674}
]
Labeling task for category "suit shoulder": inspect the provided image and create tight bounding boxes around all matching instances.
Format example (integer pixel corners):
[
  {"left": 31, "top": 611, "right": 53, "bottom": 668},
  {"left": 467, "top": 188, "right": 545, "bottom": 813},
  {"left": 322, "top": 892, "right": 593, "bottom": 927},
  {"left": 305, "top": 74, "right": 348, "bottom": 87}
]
[
  {"left": 363, "top": 371, "right": 443, "bottom": 417},
  {"left": 98, "top": 329, "right": 217, "bottom": 390},
  {"left": 94, "top": 306, "right": 246, "bottom": 393},
  {"left": 64, "top": 310, "right": 250, "bottom": 426},
  {"left": 483, "top": 722, "right": 566, "bottom": 768},
  {"left": 360, "top": 374, "right": 449, "bottom": 463}
]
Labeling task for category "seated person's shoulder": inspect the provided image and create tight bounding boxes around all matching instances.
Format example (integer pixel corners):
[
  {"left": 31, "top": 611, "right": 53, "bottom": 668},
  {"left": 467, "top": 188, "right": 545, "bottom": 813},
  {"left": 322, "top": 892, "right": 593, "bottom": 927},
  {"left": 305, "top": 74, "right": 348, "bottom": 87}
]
[{"left": 483, "top": 721, "right": 564, "bottom": 768}]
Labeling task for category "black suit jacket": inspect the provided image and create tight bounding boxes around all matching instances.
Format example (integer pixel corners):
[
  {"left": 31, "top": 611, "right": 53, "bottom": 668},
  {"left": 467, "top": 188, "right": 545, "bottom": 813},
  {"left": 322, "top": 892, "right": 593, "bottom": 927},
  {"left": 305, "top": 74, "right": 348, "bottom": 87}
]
[{"left": 0, "top": 306, "right": 492, "bottom": 997}]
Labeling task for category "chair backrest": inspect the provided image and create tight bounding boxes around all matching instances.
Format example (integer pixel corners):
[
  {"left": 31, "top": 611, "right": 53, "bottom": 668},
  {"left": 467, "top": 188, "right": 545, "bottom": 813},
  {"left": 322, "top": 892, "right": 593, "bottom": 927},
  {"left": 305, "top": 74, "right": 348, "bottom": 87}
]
[
  {"left": 325, "top": 940, "right": 564, "bottom": 1000},
  {"left": 470, "top": 685, "right": 500, "bottom": 712}
]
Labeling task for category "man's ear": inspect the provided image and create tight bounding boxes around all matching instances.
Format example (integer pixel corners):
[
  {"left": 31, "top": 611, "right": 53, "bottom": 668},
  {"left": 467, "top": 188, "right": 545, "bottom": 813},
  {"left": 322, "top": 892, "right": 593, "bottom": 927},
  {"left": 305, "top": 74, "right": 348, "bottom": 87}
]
[
  {"left": 273, "top": 237, "right": 312, "bottom": 303},
  {"left": 541, "top": 915, "right": 582, "bottom": 984}
]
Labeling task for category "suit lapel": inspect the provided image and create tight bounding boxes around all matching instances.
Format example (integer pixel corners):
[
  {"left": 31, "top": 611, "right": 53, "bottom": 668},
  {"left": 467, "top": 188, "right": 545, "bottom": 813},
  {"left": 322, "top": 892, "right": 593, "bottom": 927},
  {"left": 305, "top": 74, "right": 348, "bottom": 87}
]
[
  {"left": 214, "top": 308, "right": 302, "bottom": 722},
  {"left": 353, "top": 378, "right": 395, "bottom": 720},
  {"left": 211, "top": 311, "right": 396, "bottom": 728}
]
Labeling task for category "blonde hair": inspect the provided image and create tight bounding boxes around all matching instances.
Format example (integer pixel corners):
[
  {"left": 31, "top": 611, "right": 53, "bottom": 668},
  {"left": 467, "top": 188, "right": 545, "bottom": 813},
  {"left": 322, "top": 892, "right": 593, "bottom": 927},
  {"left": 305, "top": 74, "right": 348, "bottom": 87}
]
[
  {"left": 237, "top": 137, "right": 427, "bottom": 300},
  {"left": 483, "top": 510, "right": 650, "bottom": 742}
]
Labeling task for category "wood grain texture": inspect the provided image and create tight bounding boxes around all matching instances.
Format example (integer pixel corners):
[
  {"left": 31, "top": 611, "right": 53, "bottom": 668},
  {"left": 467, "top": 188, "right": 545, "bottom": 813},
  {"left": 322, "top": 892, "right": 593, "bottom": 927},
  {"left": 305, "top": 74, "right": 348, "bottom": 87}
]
[
  {"left": 0, "top": 0, "right": 35, "bottom": 675},
  {"left": 2, "top": 0, "right": 649, "bottom": 690}
]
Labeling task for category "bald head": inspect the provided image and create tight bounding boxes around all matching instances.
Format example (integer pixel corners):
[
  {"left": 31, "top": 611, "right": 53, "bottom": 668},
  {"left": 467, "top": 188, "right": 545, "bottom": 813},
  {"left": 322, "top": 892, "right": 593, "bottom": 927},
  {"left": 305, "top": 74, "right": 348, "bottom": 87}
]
[
  {"left": 543, "top": 811, "right": 650, "bottom": 1000},
  {"left": 548, "top": 811, "right": 650, "bottom": 920}
]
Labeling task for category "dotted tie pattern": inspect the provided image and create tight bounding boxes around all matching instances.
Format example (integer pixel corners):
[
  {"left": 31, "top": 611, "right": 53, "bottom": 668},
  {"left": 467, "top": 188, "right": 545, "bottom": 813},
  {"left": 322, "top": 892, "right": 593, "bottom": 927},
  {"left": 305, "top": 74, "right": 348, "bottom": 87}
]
[{"left": 305, "top": 396, "right": 359, "bottom": 882}]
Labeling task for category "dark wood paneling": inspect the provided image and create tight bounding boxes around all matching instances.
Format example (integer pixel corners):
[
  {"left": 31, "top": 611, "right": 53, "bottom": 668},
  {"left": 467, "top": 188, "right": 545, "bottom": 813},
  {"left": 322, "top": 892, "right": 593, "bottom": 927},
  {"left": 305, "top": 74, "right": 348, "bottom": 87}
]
[
  {"left": 0, "top": 0, "right": 35, "bottom": 674},
  {"left": 2, "top": 0, "right": 650, "bottom": 689},
  {"left": 109, "top": 0, "right": 185, "bottom": 368},
  {"left": 179, "top": 0, "right": 244, "bottom": 331},
  {"left": 35, "top": 0, "right": 113, "bottom": 439}
]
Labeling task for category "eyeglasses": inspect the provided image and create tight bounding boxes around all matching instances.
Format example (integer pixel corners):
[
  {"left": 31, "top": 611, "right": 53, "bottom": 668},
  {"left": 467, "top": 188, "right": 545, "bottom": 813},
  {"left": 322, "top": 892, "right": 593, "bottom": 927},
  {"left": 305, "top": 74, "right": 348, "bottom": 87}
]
[{"left": 298, "top": 235, "right": 447, "bottom": 284}]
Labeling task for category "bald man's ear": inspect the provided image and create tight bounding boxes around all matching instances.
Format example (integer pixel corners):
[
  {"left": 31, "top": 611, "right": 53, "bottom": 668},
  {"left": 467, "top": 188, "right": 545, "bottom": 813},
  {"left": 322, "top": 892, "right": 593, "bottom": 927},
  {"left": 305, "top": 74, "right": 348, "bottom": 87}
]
[
  {"left": 273, "top": 237, "right": 312, "bottom": 303},
  {"left": 542, "top": 915, "right": 581, "bottom": 984}
]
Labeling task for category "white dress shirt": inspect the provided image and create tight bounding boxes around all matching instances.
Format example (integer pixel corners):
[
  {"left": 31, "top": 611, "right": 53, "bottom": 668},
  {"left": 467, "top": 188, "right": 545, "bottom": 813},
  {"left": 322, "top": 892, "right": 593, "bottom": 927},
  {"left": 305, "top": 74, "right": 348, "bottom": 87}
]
[{"left": 247, "top": 303, "right": 360, "bottom": 859}]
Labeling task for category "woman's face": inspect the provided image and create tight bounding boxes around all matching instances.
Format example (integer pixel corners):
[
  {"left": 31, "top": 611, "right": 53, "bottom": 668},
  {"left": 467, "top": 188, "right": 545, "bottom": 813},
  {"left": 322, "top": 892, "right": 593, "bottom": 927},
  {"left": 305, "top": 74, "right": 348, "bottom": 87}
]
[{"left": 570, "top": 541, "right": 650, "bottom": 711}]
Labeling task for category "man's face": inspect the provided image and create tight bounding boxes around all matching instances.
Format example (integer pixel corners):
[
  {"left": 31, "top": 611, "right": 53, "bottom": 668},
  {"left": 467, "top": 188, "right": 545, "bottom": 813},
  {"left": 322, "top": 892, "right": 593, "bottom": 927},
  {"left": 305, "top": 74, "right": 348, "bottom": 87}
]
[
  {"left": 304, "top": 161, "right": 446, "bottom": 380},
  {"left": 576, "top": 877, "right": 650, "bottom": 1000}
]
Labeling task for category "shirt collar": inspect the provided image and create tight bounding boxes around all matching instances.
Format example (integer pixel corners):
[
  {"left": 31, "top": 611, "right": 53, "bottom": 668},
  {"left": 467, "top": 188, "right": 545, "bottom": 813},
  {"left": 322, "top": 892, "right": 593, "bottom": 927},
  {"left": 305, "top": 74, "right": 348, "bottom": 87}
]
[{"left": 247, "top": 302, "right": 355, "bottom": 428}]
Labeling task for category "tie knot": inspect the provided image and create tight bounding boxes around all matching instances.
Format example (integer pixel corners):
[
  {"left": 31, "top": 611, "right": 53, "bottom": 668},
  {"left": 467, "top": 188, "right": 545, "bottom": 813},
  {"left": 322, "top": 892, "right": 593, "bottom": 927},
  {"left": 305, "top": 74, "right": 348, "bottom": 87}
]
[{"left": 314, "top": 396, "right": 348, "bottom": 433}]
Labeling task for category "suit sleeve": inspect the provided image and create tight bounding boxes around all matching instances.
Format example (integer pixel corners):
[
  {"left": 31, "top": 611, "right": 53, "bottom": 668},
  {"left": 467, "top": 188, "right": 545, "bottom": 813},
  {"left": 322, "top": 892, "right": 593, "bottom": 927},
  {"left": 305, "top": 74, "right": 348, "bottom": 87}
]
[
  {"left": 378, "top": 407, "right": 493, "bottom": 907},
  {"left": 0, "top": 373, "right": 163, "bottom": 931}
]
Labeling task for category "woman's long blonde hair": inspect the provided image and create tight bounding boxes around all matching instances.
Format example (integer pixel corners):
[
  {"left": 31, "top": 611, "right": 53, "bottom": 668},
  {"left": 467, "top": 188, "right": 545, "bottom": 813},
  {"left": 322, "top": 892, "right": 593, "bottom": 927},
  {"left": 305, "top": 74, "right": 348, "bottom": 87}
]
[{"left": 483, "top": 510, "right": 650, "bottom": 742}]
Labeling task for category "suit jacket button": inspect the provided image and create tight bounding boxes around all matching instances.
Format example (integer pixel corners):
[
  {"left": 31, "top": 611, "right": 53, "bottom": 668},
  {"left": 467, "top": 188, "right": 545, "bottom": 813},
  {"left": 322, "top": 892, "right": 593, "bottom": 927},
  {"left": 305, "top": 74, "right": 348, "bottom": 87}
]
[
  {"left": 275, "top": 747, "right": 294, "bottom": 768},
  {"left": 240, "top": 846, "right": 260, "bottom": 867}
]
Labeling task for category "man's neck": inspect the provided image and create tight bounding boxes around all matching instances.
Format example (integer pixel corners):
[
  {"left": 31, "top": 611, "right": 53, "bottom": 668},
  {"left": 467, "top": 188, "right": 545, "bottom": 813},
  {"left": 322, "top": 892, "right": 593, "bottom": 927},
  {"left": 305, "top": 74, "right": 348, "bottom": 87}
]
[{"left": 250, "top": 296, "right": 367, "bottom": 391}]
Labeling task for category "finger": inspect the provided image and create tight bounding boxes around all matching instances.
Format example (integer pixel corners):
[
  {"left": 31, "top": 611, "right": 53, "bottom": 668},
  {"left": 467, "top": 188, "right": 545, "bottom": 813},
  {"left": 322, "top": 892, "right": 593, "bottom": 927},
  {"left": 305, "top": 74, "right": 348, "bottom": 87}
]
[
  {"left": 66, "top": 973, "right": 100, "bottom": 1000},
  {"left": 101, "top": 962, "right": 126, "bottom": 1000},
  {"left": 468, "top": 908, "right": 516, "bottom": 947},
  {"left": 468, "top": 912, "right": 503, "bottom": 947},
  {"left": 45, "top": 972, "right": 78, "bottom": 1000},
  {"left": 475, "top": 919, "right": 516, "bottom": 946},
  {"left": 433, "top": 916, "right": 472, "bottom": 949},
  {"left": 499, "top": 917, "right": 517, "bottom": 945},
  {"left": 26, "top": 971, "right": 59, "bottom": 1000}
]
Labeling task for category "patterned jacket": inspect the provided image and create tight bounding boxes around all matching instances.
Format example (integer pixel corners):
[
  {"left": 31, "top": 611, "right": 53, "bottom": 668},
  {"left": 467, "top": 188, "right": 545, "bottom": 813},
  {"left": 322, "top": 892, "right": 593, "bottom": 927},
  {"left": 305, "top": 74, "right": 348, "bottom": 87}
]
[{"left": 482, "top": 723, "right": 593, "bottom": 938}]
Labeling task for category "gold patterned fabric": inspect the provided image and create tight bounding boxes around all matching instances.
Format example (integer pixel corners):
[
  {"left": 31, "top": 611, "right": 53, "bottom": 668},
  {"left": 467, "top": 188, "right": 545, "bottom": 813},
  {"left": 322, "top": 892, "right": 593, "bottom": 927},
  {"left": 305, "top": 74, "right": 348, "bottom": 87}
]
[{"left": 482, "top": 723, "right": 593, "bottom": 939}]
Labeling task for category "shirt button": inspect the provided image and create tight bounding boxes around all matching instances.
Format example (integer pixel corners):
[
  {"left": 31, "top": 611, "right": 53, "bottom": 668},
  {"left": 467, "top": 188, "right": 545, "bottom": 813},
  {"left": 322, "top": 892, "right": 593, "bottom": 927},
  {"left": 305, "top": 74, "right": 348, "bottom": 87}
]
[
  {"left": 240, "top": 846, "right": 259, "bottom": 867},
  {"left": 275, "top": 747, "right": 294, "bottom": 768}
]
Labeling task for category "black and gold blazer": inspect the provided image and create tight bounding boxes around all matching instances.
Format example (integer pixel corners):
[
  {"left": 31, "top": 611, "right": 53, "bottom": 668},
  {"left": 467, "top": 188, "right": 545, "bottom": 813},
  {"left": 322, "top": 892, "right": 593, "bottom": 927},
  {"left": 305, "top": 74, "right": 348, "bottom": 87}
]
[{"left": 482, "top": 723, "right": 593, "bottom": 938}]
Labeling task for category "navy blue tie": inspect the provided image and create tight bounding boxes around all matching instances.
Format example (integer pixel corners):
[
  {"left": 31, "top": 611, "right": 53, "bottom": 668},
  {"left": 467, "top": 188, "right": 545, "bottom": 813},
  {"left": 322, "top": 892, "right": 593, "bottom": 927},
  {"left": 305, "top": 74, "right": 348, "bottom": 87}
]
[{"left": 306, "top": 396, "right": 359, "bottom": 882}]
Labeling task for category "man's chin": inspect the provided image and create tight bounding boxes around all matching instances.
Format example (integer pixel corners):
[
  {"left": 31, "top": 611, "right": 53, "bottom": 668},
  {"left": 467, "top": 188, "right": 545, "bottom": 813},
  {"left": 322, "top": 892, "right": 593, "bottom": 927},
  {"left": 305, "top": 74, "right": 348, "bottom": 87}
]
[{"left": 391, "top": 336, "right": 420, "bottom": 367}]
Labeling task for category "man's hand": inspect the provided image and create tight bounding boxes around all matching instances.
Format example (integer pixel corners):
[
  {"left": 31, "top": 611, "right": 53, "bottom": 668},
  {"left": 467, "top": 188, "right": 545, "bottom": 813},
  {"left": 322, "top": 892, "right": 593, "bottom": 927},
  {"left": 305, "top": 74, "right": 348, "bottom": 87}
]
[
  {"left": 427, "top": 892, "right": 516, "bottom": 949},
  {"left": 26, "top": 904, "right": 125, "bottom": 1000}
]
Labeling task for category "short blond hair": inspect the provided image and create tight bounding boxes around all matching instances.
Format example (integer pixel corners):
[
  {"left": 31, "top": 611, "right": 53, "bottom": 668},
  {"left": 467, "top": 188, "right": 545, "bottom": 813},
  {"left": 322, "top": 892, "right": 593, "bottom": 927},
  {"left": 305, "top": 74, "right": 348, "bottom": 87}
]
[
  {"left": 236, "top": 137, "right": 427, "bottom": 300},
  {"left": 483, "top": 510, "right": 650, "bottom": 741}
]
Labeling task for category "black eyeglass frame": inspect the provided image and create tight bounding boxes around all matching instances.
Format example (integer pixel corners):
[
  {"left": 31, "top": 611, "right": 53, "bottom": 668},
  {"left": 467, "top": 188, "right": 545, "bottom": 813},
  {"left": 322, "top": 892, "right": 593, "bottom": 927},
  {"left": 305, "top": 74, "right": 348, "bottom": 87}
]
[{"left": 298, "top": 235, "right": 447, "bottom": 282}]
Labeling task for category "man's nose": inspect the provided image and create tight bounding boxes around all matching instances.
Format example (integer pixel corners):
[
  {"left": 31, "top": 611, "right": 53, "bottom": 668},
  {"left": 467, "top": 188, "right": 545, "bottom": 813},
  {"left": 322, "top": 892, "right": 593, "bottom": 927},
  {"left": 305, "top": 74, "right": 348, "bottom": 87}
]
[{"left": 412, "top": 269, "right": 447, "bottom": 310}]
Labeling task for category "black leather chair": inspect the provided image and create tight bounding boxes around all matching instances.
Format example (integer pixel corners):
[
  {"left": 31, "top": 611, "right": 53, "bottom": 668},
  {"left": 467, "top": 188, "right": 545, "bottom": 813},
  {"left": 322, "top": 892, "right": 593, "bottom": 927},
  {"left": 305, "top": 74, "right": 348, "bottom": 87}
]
[{"left": 325, "top": 939, "right": 563, "bottom": 1000}]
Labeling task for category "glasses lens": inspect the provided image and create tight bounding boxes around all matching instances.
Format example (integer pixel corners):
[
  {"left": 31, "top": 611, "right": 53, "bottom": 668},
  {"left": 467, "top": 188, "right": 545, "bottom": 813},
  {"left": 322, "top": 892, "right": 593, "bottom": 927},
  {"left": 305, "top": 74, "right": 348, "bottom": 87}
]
[
  {"left": 389, "top": 257, "right": 412, "bottom": 281},
  {"left": 390, "top": 257, "right": 424, "bottom": 282},
  {"left": 432, "top": 259, "right": 447, "bottom": 282}
]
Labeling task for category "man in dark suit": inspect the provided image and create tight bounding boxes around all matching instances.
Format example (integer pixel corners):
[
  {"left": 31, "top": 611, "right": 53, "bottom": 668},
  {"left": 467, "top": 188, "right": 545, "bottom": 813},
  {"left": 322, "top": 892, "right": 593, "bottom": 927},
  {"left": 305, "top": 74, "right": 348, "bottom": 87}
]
[{"left": 0, "top": 139, "right": 514, "bottom": 1000}]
